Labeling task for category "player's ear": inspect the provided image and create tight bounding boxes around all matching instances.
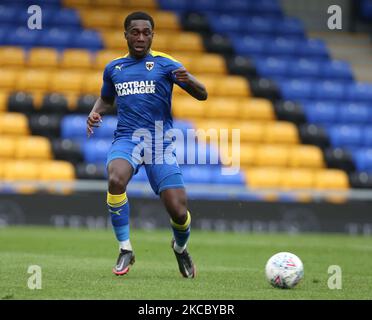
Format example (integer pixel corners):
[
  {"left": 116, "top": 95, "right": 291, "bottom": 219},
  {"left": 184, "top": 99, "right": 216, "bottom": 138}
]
[{"left": 124, "top": 31, "right": 128, "bottom": 40}]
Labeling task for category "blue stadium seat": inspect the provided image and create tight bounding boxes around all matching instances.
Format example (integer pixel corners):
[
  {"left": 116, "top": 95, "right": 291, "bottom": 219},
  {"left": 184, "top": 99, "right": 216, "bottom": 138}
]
[
  {"left": 288, "top": 59, "right": 321, "bottom": 79},
  {"left": 0, "top": 25, "right": 11, "bottom": 45},
  {"left": 7, "top": 27, "right": 41, "bottom": 47},
  {"left": 0, "top": 5, "right": 21, "bottom": 24},
  {"left": 217, "top": 0, "right": 252, "bottom": 13},
  {"left": 275, "top": 17, "right": 305, "bottom": 38},
  {"left": 15, "top": 7, "right": 57, "bottom": 27},
  {"left": 314, "top": 81, "right": 346, "bottom": 101},
  {"left": 321, "top": 60, "right": 353, "bottom": 81},
  {"left": 158, "top": 0, "right": 188, "bottom": 12},
  {"left": 302, "top": 101, "right": 337, "bottom": 125},
  {"left": 39, "top": 28, "right": 73, "bottom": 49},
  {"left": 338, "top": 103, "right": 370, "bottom": 124},
  {"left": 363, "top": 127, "right": 372, "bottom": 147},
  {"left": 231, "top": 35, "right": 267, "bottom": 56},
  {"left": 352, "top": 148, "right": 372, "bottom": 172},
  {"left": 61, "top": 115, "right": 87, "bottom": 139},
  {"left": 207, "top": 14, "right": 241, "bottom": 34},
  {"left": 190, "top": 0, "right": 218, "bottom": 12},
  {"left": 212, "top": 168, "right": 246, "bottom": 185},
  {"left": 299, "top": 39, "right": 329, "bottom": 59},
  {"left": 267, "top": 37, "right": 299, "bottom": 56},
  {"left": 243, "top": 16, "right": 275, "bottom": 35},
  {"left": 71, "top": 30, "right": 103, "bottom": 50},
  {"left": 250, "top": 0, "right": 282, "bottom": 16},
  {"left": 50, "top": 8, "right": 81, "bottom": 29},
  {"left": 279, "top": 79, "right": 314, "bottom": 100},
  {"left": 82, "top": 139, "right": 111, "bottom": 164},
  {"left": 346, "top": 82, "right": 372, "bottom": 102},
  {"left": 255, "top": 57, "right": 289, "bottom": 77},
  {"left": 328, "top": 125, "right": 363, "bottom": 148}
]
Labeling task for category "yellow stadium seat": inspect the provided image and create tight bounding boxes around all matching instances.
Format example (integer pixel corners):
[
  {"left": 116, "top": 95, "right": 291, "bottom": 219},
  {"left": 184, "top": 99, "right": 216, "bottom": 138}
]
[
  {"left": 190, "top": 54, "right": 226, "bottom": 75},
  {"left": 153, "top": 11, "right": 179, "bottom": 30},
  {"left": 63, "top": 0, "right": 90, "bottom": 7},
  {"left": 93, "top": 0, "right": 123, "bottom": 7},
  {"left": 28, "top": 48, "right": 59, "bottom": 69},
  {"left": 245, "top": 167, "right": 282, "bottom": 189},
  {"left": 214, "top": 76, "right": 250, "bottom": 97},
  {"left": 255, "top": 145, "right": 289, "bottom": 167},
  {"left": 238, "top": 144, "right": 257, "bottom": 166},
  {"left": 152, "top": 32, "right": 175, "bottom": 52},
  {"left": 289, "top": 145, "right": 324, "bottom": 168},
  {"left": 191, "top": 75, "right": 217, "bottom": 96},
  {"left": 233, "top": 121, "right": 264, "bottom": 143},
  {"left": 0, "top": 136, "right": 16, "bottom": 158},
  {"left": 79, "top": 9, "right": 117, "bottom": 29},
  {"left": 17, "top": 69, "right": 52, "bottom": 92},
  {"left": 172, "top": 97, "right": 205, "bottom": 119},
  {"left": 240, "top": 99, "right": 275, "bottom": 121},
  {"left": 194, "top": 119, "right": 231, "bottom": 145},
  {"left": 281, "top": 169, "right": 315, "bottom": 189},
  {"left": 15, "top": 136, "right": 52, "bottom": 160},
  {"left": 101, "top": 31, "right": 126, "bottom": 50},
  {"left": 3, "top": 161, "right": 39, "bottom": 181},
  {"left": 0, "top": 113, "right": 29, "bottom": 135},
  {"left": 60, "top": 49, "right": 93, "bottom": 70},
  {"left": 94, "top": 50, "right": 124, "bottom": 70},
  {"left": 166, "top": 53, "right": 193, "bottom": 70},
  {"left": 0, "top": 47, "right": 25, "bottom": 68},
  {"left": 50, "top": 71, "right": 84, "bottom": 94},
  {"left": 207, "top": 98, "right": 239, "bottom": 119},
  {"left": 39, "top": 161, "right": 75, "bottom": 181},
  {"left": 123, "top": 0, "right": 157, "bottom": 9},
  {"left": 0, "top": 92, "right": 8, "bottom": 112},
  {"left": 83, "top": 71, "right": 103, "bottom": 94},
  {"left": 0, "top": 69, "right": 19, "bottom": 91},
  {"left": 263, "top": 121, "right": 299, "bottom": 144},
  {"left": 172, "top": 33, "right": 203, "bottom": 52},
  {"left": 314, "top": 169, "right": 349, "bottom": 190}
]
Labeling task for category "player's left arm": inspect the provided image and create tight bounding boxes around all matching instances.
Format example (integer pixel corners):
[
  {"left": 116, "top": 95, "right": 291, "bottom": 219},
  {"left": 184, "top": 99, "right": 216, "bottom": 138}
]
[{"left": 173, "top": 67, "right": 208, "bottom": 101}]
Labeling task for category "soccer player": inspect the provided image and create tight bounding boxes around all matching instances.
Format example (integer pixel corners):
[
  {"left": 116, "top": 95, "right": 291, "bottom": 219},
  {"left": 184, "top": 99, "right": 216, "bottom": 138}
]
[{"left": 86, "top": 12, "right": 207, "bottom": 278}]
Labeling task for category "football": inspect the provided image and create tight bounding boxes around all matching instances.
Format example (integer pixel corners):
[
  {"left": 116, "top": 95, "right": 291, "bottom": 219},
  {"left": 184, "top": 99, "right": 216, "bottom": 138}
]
[{"left": 265, "top": 252, "right": 304, "bottom": 289}]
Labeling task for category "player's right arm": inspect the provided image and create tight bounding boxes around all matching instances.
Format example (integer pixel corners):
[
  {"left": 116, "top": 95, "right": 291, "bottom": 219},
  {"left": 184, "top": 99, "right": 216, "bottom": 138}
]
[{"left": 87, "top": 64, "right": 117, "bottom": 137}]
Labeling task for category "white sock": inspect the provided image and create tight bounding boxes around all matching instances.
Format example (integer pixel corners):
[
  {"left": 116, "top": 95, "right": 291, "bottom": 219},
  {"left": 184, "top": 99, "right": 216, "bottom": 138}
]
[
  {"left": 119, "top": 240, "right": 132, "bottom": 251},
  {"left": 173, "top": 242, "right": 187, "bottom": 254}
]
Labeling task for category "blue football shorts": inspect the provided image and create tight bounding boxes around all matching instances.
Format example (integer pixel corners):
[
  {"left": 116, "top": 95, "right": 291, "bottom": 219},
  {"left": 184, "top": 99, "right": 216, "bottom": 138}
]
[{"left": 106, "top": 138, "right": 185, "bottom": 195}]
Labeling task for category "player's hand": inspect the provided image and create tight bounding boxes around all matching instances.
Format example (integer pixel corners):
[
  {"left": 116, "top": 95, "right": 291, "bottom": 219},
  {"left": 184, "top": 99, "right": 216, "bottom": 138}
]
[
  {"left": 87, "top": 112, "right": 102, "bottom": 137},
  {"left": 172, "top": 67, "right": 191, "bottom": 84}
]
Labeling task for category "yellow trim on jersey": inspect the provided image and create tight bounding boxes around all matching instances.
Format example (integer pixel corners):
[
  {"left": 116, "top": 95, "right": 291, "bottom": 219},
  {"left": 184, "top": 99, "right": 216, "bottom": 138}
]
[{"left": 150, "top": 50, "right": 180, "bottom": 63}]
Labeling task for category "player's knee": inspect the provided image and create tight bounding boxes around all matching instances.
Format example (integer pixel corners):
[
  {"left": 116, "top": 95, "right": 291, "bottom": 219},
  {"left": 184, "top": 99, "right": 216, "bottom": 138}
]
[
  {"left": 108, "top": 173, "right": 127, "bottom": 193},
  {"left": 167, "top": 197, "right": 187, "bottom": 224}
]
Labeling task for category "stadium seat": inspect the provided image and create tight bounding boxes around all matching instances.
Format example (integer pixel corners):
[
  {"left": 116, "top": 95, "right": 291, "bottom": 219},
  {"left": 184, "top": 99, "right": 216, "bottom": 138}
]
[
  {"left": 171, "top": 33, "right": 204, "bottom": 52},
  {"left": 314, "top": 169, "right": 349, "bottom": 190},
  {"left": 0, "top": 92, "right": 8, "bottom": 112},
  {"left": 0, "top": 136, "right": 16, "bottom": 159},
  {"left": 279, "top": 79, "right": 314, "bottom": 100},
  {"left": 240, "top": 99, "right": 275, "bottom": 121},
  {"left": 152, "top": 11, "right": 180, "bottom": 31},
  {"left": 245, "top": 167, "right": 282, "bottom": 189},
  {"left": 92, "top": 116, "right": 117, "bottom": 139},
  {"left": 314, "top": 81, "right": 346, "bottom": 101},
  {"left": 346, "top": 82, "right": 372, "bottom": 102},
  {"left": 0, "top": 69, "right": 19, "bottom": 91},
  {"left": 28, "top": 48, "right": 59, "bottom": 69},
  {"left": 17, "top": 70, "right": 52, "bottom": 92},
  {"left": 50, "top": 71, "right": 84, "bottom": 94},
  {"left": 263, "top": 121, "right": 299, "bottom": 144},
  {"left": 82, "top": 71, "right": 102, "bottom": 94},
  {"left": 101, "top": 31, "right": 126, "bottom": 50},
  {"left": 288, "top": 59, "right": 321, "bottom": 79},
  {"left": 235, "top": 122, "right": 264, "bottom": 143},
  {"left": 280, "top": 169, "right": 314, "bottom": 189},
  {"left": 79, "top": 9, "right": 117, "bottom": 29},
  {"left": 321, "top": 60, "right": 353, "bottom": 81},
  {"left": 302, "top": 101, "right": 337, "bottom": 125},
  {"left": 39, "top": 161, "right": 75, "bottom": 181},
  {"left": 60, "top": 49, "right": 93, "bottom": 70},
  {"left": 299, "top": 39, "right": 329, "bottom": 58},
  {"left": 352, "top": 148, "right": 372, "bottom": 172},
  {"left": 255, "top": 145, "right": 289, "bottom": 167},
  {"left": 82, "top": 139, "right": 112, "bottom": 163},
  {"left": 207, "top": 98, "right": 239, "bottom": 119},
  {"left": 363, "top": 127, "right": 372, "bottom": 147},
  {"left": 328, "top": 125, "right": 363, "bottom": 148},
  {"left": 172, "top": 97, "right": 206, "bottom": 119},
  {"left": 3, "top": 161, "right": 39, "bottom": 181},
  {"left": 275, "top": 17, "right": 305, "bottom": 38},
  {"left": 214, "top": 76, "right": 250, "bottom": 97},
  {"left": 0, "top": 112, "right": 29, "bottom": 135},
  {"left": 238, "top": 144, "right": 257, "bottom": 166},
  {"left": 255, "top": 57, "right": 289, "bottom": 78},
  {"left": 289, "top": 145, "right": 324, "bottom": 168},
  {"left": 7, "top": 27, "right": 40, "bottom": 47},
  {"left": 50, "top": 8, "right": 81, "bottom": 29},
  {"left": 0, "top": 46, "right": 25, "bottom": 68},
  {"left": 71, "top": 29, "right": 103, "bottom": 50},
  {"left": 189, "top": 54, "right": 226, "bottom": 74},
  {"left": 181, "top": 165, "right": 214, "bottom": 184},
  {"left": 39, "top": 28, "right": 74, "bottom": 49},
  {"left": 338, "top": 103, "right": 370, "bottom": 124},
  {"left": 61, "top": 115, "right": 87, "bottom": 139},
  {"left": 94, "top": 50, "right": 123, "bottom": 70},
  {"left": 15, "top": 136, "right": 52, "bottom": 160}
]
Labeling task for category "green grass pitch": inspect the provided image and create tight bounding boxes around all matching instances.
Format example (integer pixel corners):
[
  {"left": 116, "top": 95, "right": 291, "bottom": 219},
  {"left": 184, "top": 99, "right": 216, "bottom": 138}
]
[{"left": 0, "top": 226, "right": 371, "bottom": 300}]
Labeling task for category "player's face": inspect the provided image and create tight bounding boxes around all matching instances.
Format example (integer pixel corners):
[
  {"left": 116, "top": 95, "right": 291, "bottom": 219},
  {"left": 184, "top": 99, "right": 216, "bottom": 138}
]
[{"left": 125, "top": 20, "right": 153, "bottom": 59}]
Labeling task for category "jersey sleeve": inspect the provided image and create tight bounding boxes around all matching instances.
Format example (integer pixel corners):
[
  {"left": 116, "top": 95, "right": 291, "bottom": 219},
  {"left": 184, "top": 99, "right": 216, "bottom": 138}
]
[
  {"left": 100, "top": 65, "right": 116, "bottom": 98},
  {"left": 166, "top": 59, "right": 188, "bottom": 89}
]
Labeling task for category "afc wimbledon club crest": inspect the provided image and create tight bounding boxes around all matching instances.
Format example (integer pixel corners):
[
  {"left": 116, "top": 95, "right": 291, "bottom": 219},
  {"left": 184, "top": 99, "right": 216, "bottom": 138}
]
[{"left": 146, "top": 61, "right": 154, "bottom": 71}]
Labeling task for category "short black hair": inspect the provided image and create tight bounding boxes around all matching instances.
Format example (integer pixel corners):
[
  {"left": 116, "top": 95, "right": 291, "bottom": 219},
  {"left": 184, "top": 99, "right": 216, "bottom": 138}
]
[{"left": 124, "top": 11, "right": 154, "bottom": 30}]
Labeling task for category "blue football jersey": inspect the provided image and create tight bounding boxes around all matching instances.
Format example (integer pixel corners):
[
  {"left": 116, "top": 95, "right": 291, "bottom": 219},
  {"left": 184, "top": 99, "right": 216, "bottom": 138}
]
[{"left": 101, "top": 50, "right": 186, "bottom": 144}]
